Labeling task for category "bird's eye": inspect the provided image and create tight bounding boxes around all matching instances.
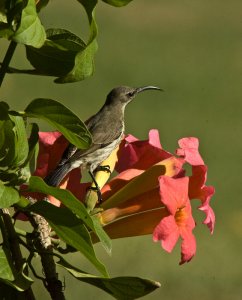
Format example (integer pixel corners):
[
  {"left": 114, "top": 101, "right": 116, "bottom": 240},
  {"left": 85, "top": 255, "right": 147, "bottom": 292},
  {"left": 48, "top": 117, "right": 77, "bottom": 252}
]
[{"left": 127, "top": 91, "right": 134, "bottom": 97}]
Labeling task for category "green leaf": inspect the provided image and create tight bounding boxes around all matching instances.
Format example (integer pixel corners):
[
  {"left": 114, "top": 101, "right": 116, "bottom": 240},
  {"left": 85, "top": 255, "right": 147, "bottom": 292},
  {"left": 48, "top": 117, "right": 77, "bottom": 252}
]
[
  {"left": 15, "top": 196, "right": 30, "bottom": 209},
  {"left": 91, "top": 215, "right": 112, "bottom": 255},
  {"left": 0, "top": 24, "right": 14, "bottom": 39},
  {"left": 28, "top": 201, "right": 108, "bottom": 277},
  {"left": 28, "top": 176, "right": 93, "bottom": 228},
  {"left": 0, "top": 4, "right": 14, "bottom": 39},
  {"left": 26, "top": 28, "right": 86, "bottom": 77},
  {"left": 0, "top": 102, "right": 9, "bottom": 117},
  {"left": 0, "top": 249, "right": 33, "bottom": 292},
  {"left": 0, "top": 249, "right": 14, "bottom": 281},
  {"left": 101, "top": 0, "right": 134, "bottom": 7},
  {"left": 0, "top": 168, "right": 30, "bottom": 186},
  {"left": 56, "top": 39, "right": 97, "bottom": 83},
  {"left": 57, "top": 0, "right": 98, "bottom": 83},
  {"left": 0, "top": 266, "right": 33, "bottom": 292},
  {"left": 27, "top": 176, "right": 112, "bottom": 254},
  {"left": 25, "top": 123, "right": 39, "bottom": 173},
  {"left": 0, "top": 112, "right": 31, "bottom": 185},
  {"left": 57, "top": 257, "right": 161, "bottom": 299},
  {"left": 24, "top": 98, "right": 92, "bottom": 149},
  {"left": 13, "top": 0, "right": 46, "bottom": 48},
  {"left": 0, "top": 182, "right": 19, "bottom": 208},
  {"left": 23, "top": 2, "right": 99, "bottom": 82},
  {"left": 9, "top": 263, "right": 33, "bottom": 292},
  {"left": 0, "top": 119, "right": 15, "bottom": 168},
  {"left": 0, "top": 103, "right": 10, "bottom": 152},
  {"left": 9, "top": 115, "right": 29, "bottom": 168},
  {"left": 46, "top": 28, "right": 86, "bottom": 50}
]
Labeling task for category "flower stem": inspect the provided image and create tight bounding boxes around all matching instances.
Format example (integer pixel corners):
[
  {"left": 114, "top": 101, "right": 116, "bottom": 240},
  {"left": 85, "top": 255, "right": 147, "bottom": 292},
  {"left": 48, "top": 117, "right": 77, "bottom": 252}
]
[{"left": 0, "top": 41, "right": 17, "bottom": 87}]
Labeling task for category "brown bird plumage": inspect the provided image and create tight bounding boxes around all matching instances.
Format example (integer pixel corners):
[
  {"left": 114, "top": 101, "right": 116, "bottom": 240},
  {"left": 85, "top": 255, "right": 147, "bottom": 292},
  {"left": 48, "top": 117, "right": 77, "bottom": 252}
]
[{"left": 44, "top": 86, "right": 161, "bottom": 187}]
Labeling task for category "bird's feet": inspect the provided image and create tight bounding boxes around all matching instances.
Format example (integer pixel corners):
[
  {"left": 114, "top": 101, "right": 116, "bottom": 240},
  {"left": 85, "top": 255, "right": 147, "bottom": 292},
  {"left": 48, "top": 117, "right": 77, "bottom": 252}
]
[
  {"left": 87, "top": 186, "right": 102, "bottom": 203},
  {"left": 94, "top": 165, "right": 111, "bottom": 174}
]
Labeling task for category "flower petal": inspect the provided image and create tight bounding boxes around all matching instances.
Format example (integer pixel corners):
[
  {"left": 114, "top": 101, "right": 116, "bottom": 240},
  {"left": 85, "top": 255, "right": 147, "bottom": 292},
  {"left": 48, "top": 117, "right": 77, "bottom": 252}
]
[
  {"left": 153, "top": 215, "right": 180, "bottom": 253},
  {"left": 159, "top": 176, "right": 189, "bottom": 215},
  {"left": 101, "top": 169, "right": 144, "bottom": 201},
  {"left": 148, "top": 129, "right": 163, "bottom": 148},
  {"left": 36, "top": 132, "right": 68, "bottom": 178},
  {"left": 116, "top": 129, "right": 171, "bottom": 172},
  {"left": 65, "top": 169, "right": 89, "bottom": 201},
  {"left": 180, "top": 229, "right": 196, "bottom": 264},
  {"left": 189, "top": 165, "right": 216, "bottom": 233},
  {"left": 101, "top": 208, "right": 168, "bottom": 239},
  {"left": 176, "top": 137, "right": 204, "bottom": 166},
  {"left": 102, "top": 157, "right": 183, "bottom": 210},
  {"left": 198, "top": 186, "right": 216, "bottom": 233},
  {"left": 101, "top": 188, "right": 162, "bottom": 224},
  {"left": 189, "top": 165, "right": 208, "bottom": 199},
  {"left": 125, "top": 134, "right": 139, "bottom": 143}
]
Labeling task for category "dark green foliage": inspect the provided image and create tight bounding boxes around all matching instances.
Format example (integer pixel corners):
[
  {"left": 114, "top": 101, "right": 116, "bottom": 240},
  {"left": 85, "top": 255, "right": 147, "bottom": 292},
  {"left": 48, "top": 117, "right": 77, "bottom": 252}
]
[
  {"left": 57, "top": 257, "right": 161, "bottom": 299},
  {"left": 24, "top": 98, "right": 91, "bottom": 149}
]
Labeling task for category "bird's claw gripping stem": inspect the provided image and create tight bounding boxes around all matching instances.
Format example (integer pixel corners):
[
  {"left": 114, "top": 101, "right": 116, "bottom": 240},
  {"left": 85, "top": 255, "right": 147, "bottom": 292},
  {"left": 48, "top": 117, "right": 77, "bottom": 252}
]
[
  {"left": 86, "top": 186, "right": 102, "bottom": 203},
  {"left": 94, "top": 165, "right": 111, "bottom": 174},
  {"left": 88, "top": 171, "right": 103, "bottom": 203}
]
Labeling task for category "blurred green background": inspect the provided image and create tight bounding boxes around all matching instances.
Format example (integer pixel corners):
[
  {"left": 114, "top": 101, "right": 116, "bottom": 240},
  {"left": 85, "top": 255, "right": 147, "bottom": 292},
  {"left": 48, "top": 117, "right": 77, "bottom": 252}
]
[{"left": 1, "top": 0, "right": 242, "bottom": 299}]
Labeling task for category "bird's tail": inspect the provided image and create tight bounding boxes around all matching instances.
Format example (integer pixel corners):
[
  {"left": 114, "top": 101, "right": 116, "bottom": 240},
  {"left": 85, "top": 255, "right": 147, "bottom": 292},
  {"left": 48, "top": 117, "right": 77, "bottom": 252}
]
[{"left": 44, "top": 164, "right": 71, "bottom": 187}]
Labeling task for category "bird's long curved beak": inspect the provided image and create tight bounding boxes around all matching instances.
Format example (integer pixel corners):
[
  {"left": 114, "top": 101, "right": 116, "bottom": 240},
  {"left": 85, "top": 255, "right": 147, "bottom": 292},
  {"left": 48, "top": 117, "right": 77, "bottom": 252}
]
[{"left": 135, "top": 86, "right": 163, "bottom": 94}]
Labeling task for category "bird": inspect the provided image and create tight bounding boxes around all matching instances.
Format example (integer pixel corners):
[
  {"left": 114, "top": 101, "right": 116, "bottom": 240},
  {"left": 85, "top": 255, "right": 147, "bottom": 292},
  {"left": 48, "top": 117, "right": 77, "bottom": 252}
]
[{"left": 44, "top": 86, "right": 161, "bottom": 197}]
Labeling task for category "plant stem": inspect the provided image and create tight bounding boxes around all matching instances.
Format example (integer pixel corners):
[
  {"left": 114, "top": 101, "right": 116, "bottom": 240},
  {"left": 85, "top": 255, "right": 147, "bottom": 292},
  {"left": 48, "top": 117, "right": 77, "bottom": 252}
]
[
  {"left": 1, "top": 209, "right": 24, "bottom": 270},
  {"left": 26, "top": 199, "right": 65, "bottom": 300},
  {"left": 0, "top": 208, "right": 36, "bottom": 300},
  {"left": 0, "top": 40, "right": 17, "bottom": 87}
]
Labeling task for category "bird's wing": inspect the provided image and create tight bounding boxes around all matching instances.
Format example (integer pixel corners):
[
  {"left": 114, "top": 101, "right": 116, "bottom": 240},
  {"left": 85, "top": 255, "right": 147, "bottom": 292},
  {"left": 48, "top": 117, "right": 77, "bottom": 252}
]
[
  {"left": 58, "top": 143, "right": 78, "bottom": 166},
  {"left": 44, "top": 142, "right": 102, "bottom": 186},
  {"left": 55, "top": 141, "right": 100, "bottom": 167},
  {"left": 53, "top": 113, "right": 122, "bottom": 167},
  {"left": 84, "top": 111, "right": 122, "bottom": 145}
]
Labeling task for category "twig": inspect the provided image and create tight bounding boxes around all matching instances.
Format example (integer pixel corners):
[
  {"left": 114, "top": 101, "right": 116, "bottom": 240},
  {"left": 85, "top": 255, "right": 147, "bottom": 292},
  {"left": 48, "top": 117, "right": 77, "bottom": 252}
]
[
  {"left": 0, "top": 41, "right": 17, "bottom": 87},
  {"left": 0, "top": 63, "right": 51, "bottom": 76}
]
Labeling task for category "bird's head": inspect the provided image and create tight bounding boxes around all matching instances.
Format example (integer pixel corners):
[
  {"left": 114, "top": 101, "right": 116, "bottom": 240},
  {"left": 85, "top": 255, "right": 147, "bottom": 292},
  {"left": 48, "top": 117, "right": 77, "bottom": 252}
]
[{"left": 105, "top": 86, "right": 162, "bottom": 107}]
